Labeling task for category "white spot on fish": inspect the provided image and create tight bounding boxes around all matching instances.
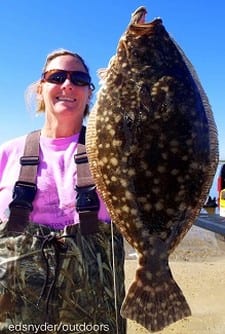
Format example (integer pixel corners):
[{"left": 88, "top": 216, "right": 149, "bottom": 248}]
[
  {"left": 155, "top": 201, "right": 164, "bottom": 211},
  {"left": 121, "top": 179, "right": 128, "bottom": 187},
  {"left": 110, "top": 157, "right": 118, "bottom": 166},
  {"left": 128, "top": 168, "right": 136, "bottom": 176},
  {"left": 131, "top": 208, "right": 138, "bottom": 216},
  {"left": 157, "top": 165, "right": 166, "bottom": 173},
  {"left": 171, "top": 169, "right": 179, "bottom": 175},
  {"left": 144, "top": 203, "right": 152, "bottom": 211},
  {"left": 125, "top": 190, "right": 133, "bottom": 200},
  {"left": 122, "top": 205, "right": 130, "bottom": 213}
]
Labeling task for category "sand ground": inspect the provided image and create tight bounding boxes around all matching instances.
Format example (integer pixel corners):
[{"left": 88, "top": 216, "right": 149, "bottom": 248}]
[{"left": 124, "top": 225, "right": 225, "bottom": 334}]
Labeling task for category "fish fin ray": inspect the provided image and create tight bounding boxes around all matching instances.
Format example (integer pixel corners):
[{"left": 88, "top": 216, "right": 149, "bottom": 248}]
[{"left": 121, "top": 265, "right": 191, "bottom": 332}]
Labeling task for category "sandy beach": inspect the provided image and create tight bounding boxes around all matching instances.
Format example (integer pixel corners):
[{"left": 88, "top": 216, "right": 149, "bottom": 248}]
[{"left": 124, "top": 225, "right": 225, "bottom": 334}]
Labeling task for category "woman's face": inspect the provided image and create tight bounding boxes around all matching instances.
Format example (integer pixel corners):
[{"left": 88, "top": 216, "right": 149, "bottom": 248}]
[{"left": 40, "top": 55, "right": 91, "bottom": 122}]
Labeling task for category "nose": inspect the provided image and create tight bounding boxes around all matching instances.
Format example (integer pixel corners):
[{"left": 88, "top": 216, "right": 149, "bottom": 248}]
[{"left": 61, "top": 78, "right": 73, "bottom": 90}]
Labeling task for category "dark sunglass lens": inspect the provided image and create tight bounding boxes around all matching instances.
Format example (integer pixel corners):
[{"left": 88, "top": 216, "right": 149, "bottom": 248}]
[
  {"left": 70, "top": 71, "right": 91, "bottom": 86},
  {"left": 46, "top": 71, "right": 67, "bottom": 84}
]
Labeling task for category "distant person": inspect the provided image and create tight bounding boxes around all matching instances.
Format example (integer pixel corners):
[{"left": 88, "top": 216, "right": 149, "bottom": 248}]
[
  {"left": 0, "top": 49, "right": 126, "bottom": 333},
  {"left": 203, "top": 195, "right": 218, "bottom": 215},
  {"left": 204, "top": 196, "right": 217, "bottom": 208}
]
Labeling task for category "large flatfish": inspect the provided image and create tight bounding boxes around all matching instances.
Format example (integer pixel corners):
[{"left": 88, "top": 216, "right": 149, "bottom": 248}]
[{"left": 86, "top": 6, "right": 219, "bottom": 332}]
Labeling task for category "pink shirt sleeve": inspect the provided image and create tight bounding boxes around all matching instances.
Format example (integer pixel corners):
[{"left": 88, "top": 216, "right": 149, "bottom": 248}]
[{"left": 0, "top": 136, "right": 25, "bottom": 221}]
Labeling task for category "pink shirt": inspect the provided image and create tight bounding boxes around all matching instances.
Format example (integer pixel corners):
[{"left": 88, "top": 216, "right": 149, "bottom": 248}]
[{"left": 0, "top": 132, "right": 110, "bottom": 229}]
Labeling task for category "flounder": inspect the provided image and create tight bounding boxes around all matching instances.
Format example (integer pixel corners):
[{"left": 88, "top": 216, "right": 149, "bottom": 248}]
[{"left": 86, "top": 6, "right": 219, "bottom": 332}]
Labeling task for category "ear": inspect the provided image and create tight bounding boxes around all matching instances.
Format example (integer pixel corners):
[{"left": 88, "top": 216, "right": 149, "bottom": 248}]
[
  {"left": 88, "top": 90, "right": 92, "bottom": 102},
  {"left": 36, "top": 83, "right": 42, "bottom": 95}
]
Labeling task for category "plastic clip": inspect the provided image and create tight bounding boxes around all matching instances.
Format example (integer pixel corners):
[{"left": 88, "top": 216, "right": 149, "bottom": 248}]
[
  {"left": 76, "top": 185, "right": 100, "bottom": 213},
  {"left": 9, "top": 181, "right": 37, "bottom": 210}
]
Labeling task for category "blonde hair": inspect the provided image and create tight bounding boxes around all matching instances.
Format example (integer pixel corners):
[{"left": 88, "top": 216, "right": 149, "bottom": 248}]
[{"left": 25, "top": 48, "right": 93, "bottom": 116}]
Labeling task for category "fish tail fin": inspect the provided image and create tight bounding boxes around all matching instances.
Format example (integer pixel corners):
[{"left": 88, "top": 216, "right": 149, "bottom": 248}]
[{"left": 121, "top": 260, "right": 191, "bottom": 332}]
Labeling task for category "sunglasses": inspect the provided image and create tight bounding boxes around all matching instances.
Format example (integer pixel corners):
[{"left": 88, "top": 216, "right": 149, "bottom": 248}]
[{"left": 42, "top": 69, "right": 95, "bottom": 91}]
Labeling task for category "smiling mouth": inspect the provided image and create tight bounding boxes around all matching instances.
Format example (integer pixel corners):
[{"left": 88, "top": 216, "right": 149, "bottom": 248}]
[{"left": 56, "top": 97, "right": 76, "bottom": 102}]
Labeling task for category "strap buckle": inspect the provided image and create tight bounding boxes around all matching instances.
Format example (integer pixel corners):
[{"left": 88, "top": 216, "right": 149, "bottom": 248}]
[
  {"left": 20, "top": 156, "right": 39, "bottom": 166},
  {"left": 9, "top": 181, "right": 37, "bottom": 210},
  {"left": 74, "top": 152, "right": 88, "bottom": 165},
  {"left": 76, "top": 185, "right": 100, "bottom": 213}
]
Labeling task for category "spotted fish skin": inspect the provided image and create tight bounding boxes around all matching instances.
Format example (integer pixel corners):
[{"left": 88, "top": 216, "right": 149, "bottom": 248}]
[{"left": 86, "top": 6, "right": 219, "bottom": 332}]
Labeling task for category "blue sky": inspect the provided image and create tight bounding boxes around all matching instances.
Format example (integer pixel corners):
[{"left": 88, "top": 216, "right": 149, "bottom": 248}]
[{"left": 0, "top": 0, "right": 224, "bottom": 196}]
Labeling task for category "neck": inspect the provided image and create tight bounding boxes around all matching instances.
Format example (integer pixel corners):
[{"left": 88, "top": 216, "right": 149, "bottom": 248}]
[{"left": 41, "top": 116, "right": 83, "bottom": 138}]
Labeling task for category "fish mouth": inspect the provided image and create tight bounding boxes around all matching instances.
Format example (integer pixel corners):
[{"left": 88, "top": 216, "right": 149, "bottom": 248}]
[
  {"left": 129, "top": 6, "right": 162, "bottom": 29},
  {"left": 130, "top": 6, "right": 148, "bottom": 24}
]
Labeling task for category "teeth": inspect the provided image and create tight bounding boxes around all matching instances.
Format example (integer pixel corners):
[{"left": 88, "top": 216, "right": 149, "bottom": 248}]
[{"left": 57, "top": 97, "right": 76, "bottom": 102}]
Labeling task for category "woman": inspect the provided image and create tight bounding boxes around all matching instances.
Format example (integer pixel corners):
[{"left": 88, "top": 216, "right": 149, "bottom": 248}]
[{"left": 0, "top": 49, "right": 126, "bottom": 333}]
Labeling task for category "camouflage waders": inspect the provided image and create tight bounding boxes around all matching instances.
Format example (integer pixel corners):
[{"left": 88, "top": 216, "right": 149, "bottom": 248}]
[{"left": 0, "top": 220, "right": 126, "bottom": 333}]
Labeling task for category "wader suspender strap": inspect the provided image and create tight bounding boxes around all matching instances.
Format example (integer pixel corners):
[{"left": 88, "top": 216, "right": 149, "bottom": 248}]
[
  {"left": 7, "top": 127, "right": 99, "bottom": 234},
  {"left": 75, "top": 126, "right": 100, "bottom": 235},
  {"left": 7, "top": 130, "right": 40, "bottom": 232}
]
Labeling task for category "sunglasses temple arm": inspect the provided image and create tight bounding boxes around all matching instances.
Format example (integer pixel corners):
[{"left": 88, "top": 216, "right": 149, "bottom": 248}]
[{"left": 90, "top": 83, "right": 95, "bottom": 91}]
